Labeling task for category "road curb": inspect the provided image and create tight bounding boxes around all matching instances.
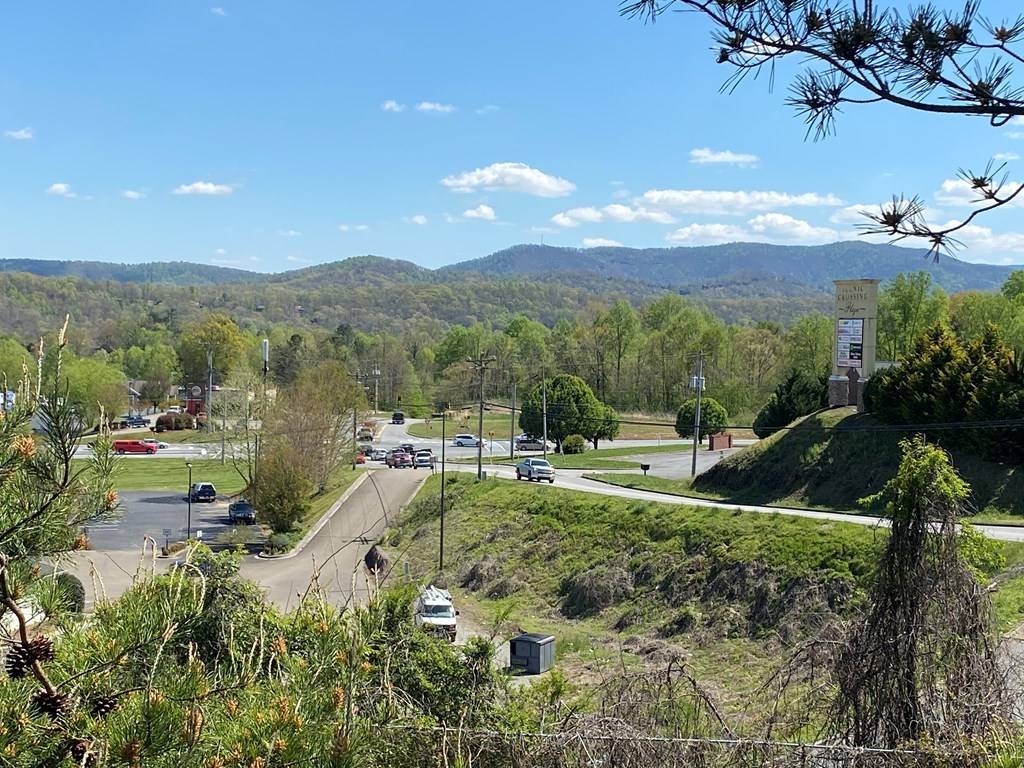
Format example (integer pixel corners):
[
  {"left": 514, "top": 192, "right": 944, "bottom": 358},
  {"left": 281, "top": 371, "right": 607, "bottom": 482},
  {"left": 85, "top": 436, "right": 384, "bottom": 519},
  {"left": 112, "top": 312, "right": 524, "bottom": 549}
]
[{"left": 256, "top": 472, "right": 370, "bottom": 561}]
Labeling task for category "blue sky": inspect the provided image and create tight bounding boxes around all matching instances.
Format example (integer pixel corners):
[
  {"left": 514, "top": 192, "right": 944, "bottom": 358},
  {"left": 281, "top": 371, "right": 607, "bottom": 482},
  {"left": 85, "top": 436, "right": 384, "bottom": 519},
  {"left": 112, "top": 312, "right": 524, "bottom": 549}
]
[{"left": 2, "top": 1, "right": 1023, "bottom": 271}]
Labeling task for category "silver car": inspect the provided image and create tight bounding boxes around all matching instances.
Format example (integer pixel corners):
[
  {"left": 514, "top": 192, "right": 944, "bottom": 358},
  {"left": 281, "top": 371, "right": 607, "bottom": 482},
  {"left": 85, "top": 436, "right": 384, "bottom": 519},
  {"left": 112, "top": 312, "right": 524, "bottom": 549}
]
[{"left": 516, "top": 457, "right": 555, "bottom": 483}]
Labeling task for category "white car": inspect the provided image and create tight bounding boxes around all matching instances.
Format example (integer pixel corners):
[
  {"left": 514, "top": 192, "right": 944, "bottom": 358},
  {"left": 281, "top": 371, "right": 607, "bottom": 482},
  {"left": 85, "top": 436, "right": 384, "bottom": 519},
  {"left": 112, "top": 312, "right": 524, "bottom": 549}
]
[
  {"left": 141, "top": 438, "right": 169, "bottom": 450},
  {"left": 167, "top": 406, "right": 182, "bottom": 414},
  {"left": 453, "top": 434, "right": 480, "bottom": 447},
  {"left": 516, "top": 457, "right": 555, "bottom": 483},
  {"left": 413, "top": 585, "right": 457, "bottom": 641}
]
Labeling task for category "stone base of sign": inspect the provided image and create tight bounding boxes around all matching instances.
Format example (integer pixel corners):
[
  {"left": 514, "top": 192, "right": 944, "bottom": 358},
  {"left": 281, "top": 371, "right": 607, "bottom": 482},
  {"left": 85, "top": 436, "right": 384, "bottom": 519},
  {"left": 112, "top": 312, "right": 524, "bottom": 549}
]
[
  {"left": 828, "top": 375, "right": 850, "bottom": 407},
  {"left": 829, "top": 375, "right": 871, "bottom": 410}
]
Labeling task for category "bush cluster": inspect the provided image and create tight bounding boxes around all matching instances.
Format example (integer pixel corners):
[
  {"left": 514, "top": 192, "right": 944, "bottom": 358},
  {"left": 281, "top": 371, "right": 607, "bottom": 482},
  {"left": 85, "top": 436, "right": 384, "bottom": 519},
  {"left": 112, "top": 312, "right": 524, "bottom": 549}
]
[
  {"left": 155, "top": 412, "right": 196, "bottom": 432},
  {"left": 561, "top": 434, "right": 586, "bottom": 454}
]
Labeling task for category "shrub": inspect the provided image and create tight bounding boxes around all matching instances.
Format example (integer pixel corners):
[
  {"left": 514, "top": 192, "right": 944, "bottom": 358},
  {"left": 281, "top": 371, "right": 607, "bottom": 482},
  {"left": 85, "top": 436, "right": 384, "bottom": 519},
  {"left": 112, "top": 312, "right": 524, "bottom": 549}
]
[
  {"left": 561, "top": 434, "right": 586, "bottom": 455},
  {"left": 562, "top": 564, "right": 634, "bottom": 617},
  {"left": 752, "top": 369, "right": 828, "bottom": 439},
  {"left": 265, "top": 533, "right": 291, "bottom": 554},
  {"left": 675, "top": 397, "right": 728, "bottom": 442},
  {"left": 218, "top": 526, "right": 257, "bottom": 550}
]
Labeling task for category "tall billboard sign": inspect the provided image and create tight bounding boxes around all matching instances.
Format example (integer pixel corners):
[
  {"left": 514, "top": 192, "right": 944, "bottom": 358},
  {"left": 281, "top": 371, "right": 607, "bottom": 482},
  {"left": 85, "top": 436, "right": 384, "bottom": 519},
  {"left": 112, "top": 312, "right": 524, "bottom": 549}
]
[{"left": 830, "top": 279, "right": 879, "bottom": 407}]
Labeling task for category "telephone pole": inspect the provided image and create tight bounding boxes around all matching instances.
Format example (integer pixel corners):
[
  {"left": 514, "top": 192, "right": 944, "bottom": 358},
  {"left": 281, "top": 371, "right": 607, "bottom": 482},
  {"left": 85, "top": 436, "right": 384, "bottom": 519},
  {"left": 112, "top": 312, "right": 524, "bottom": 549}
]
[
  {"left": 468, "top": 354, "right": 496, "bottom": 481},
  {"left": 690, "top": 351, "right": 706, "bottom": 478},
  {"left": 542, "top": 375, "right": 549, "bottom": 459},
  {"left": 509, "top": 380, "right": 517, "bottom": 461}
]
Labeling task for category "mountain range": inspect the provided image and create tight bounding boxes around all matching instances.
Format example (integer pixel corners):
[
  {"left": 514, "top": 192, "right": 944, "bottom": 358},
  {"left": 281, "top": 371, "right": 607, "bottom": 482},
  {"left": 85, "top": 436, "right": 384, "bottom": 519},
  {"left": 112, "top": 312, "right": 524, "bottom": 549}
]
[
  {"left": 2, "top": 241, "right": 1015, "bottom": 296},
  {"left": 0, "top": 241, "right": 1018, "bottom": 344}
]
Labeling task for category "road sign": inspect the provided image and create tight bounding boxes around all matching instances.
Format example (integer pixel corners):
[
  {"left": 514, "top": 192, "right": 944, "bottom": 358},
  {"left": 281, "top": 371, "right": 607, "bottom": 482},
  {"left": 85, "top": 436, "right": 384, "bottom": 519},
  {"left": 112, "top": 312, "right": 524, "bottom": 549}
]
[
  {"left": 162, "top": 528, "right": 172, "bottom": 538},
  {"left": 196, "top": 530, "right": 203, "bottom": 540}
]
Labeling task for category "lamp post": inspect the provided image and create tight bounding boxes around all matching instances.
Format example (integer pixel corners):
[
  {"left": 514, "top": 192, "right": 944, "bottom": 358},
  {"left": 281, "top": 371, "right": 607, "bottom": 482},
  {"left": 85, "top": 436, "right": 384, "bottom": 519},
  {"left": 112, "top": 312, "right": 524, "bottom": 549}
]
[
  {"left": 185, "top": 462, "right": 193, "bottom": 540},
  {"left": 433, "top": 410, "right": 447, "bottom": 571}
]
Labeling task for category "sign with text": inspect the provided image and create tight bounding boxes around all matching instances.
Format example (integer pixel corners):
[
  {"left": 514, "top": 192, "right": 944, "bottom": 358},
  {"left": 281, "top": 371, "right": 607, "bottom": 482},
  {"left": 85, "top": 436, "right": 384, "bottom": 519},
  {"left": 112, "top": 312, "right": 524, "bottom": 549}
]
[{"left": 836, "top": 318, "right": 864, "bottom": 369}]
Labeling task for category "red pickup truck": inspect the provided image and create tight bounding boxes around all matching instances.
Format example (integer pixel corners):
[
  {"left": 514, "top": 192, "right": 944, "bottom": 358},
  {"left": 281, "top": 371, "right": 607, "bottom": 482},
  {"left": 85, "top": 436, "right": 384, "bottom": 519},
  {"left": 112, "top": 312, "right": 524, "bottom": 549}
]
[{"left": 113, "top": 439, "right": 158, "bottom": 455}]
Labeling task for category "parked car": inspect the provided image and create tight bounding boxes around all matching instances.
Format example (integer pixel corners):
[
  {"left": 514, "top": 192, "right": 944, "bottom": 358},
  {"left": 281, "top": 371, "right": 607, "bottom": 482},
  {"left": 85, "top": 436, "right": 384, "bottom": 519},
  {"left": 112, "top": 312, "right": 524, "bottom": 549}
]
[
  {"left": 167, "top": 406, "right": 182, "bottom": 414},
  {"left": 355, "top": 453, "right": 367, "bottom": 465},
  {"left": 516, "top": 457, "right": 555, "bottom": 483},
  {"left": 453, "top": 434, "right": 480, "bottom": 447},
  {"left": 113, "top": 439, "right": 157, "bottom": 455},
  {"left": 392, "top": 411, "right": 405, "bottom": 425},
  {"left": 414, "top": 450, "right": 434, "bottom": 469},
  {"left": 141, "top": 438, "right": 169, "bottom": 450},
  {"left": 228, "top": 499, "right": 257, "bottom": 524},
  {"left": 189, "top": 482, "right": 217, "bottom": 502},
  {"left": 414, "top": 585, "right": 458, "bottom": 641},
  {"left": 371, "top": 448, "right": 387, "bottom": 461},
  {"left": 515, "top": 436, "right": 551, "bottom": 451}
]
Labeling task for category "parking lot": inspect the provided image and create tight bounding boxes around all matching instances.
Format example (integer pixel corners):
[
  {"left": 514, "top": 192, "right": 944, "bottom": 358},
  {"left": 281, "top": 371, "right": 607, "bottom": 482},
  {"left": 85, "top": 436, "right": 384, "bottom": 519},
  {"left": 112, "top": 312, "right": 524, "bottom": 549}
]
[{"left": 84, "top": 491, "right": 243, "bottom": 551}]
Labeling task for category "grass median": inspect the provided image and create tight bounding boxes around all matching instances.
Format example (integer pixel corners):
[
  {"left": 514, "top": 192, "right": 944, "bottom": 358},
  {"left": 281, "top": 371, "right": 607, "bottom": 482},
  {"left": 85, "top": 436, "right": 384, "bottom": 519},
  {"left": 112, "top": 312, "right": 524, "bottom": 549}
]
[{"left": 454, "top": 442, "right": 693, "bottom": 470}]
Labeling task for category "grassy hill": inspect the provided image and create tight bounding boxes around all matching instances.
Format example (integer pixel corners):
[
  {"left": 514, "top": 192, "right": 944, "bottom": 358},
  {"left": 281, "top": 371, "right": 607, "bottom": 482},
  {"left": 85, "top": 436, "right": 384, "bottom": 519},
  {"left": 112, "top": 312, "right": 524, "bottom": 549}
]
[{"left": 692, "top": 408, "right": 1024, "bottom": 522}]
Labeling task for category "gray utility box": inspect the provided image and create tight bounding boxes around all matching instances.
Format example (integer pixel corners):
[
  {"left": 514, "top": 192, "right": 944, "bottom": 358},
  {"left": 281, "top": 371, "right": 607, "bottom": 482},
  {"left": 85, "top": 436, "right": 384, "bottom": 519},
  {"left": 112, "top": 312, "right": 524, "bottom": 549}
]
[{"left": 509, "top": 633, "right": 555, "bottom": 675}]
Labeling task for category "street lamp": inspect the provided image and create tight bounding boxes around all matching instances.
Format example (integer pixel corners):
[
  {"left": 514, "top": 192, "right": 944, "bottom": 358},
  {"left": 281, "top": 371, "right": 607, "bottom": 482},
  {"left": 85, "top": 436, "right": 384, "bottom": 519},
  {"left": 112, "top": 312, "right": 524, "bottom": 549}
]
[
  {"left": 185, "top": 462, "right": 193, "bottom": 540},
  {"left": 432, "top": 410, "right": 447, "bottom": 572}
]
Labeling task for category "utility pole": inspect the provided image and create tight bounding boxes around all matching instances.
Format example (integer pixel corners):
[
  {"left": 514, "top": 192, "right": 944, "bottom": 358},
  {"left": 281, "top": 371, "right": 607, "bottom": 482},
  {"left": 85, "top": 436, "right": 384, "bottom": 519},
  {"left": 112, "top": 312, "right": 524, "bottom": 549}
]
[
  {"left": 542, "top": 376, "right": 549, "bottom": 460},
  {"left": 259, "top": 338, "right": 269, "bottom": 478},
  {"left": 435, "top": 408, "right": 447, "bottom": 572},
  {"left": 467, "top": 354, "right": 496, "bottom": 481},
  {"left": 509, "top": 380, "right": 516, "bottom": 461},
  {"left": 690, "top": 352, "right": 706, "bottom": 478},
  {"left": 206, "top": 350, "right": 214, "bottom": 433},
  {"left": 352, "top": 405, "right": 358, "bottom": 470}
]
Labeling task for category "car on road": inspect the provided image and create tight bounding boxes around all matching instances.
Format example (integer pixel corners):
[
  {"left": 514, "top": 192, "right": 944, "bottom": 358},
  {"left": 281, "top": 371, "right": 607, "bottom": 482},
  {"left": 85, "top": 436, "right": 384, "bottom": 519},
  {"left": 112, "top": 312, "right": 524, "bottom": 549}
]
[
  {"left": 141, "top": 438, "right": 170, "bottom": 450},
  {"left": 357, "top": 427, "right": 374, "bottom": 441},
  {"left": 515, "top": 435, "right": 552, "bottom": 452},
  {"left": 119, "top": 415, "right": 148, "bottom": 428},
  {"left": 391, "top": 411, "right": 405, "bottom": 425},
  {"left": 355, "top": 453, "right": 367, "bottom": 465},
  {"left": 371, "top": 448, "right": 387, "bottom": 461},
  {"left": 392, "top": 452, "right": 413, "bottom": 468},
  {"left": 516, "top": 457, "right": 555, "bottom": 483},
  {"left": 453, "top": 434, "right": 480, "bottom": 447},
  {"left": 167, "top": 406, "right": 182, "bottom": 414},
  {"left": 189, "top": 482, "right": 217, "bottom": 502},
  {"left": 228, "top": 499, "right": 257, "bottom": 524},
  {"left": 414, "top": 450, "right": 434, "bottom": 469},
  {"left": 399, "top": 442, "right": 415, "bottom": 454},
  {"left": 113, "top": 439, "right": 158, "bottom": 455}
]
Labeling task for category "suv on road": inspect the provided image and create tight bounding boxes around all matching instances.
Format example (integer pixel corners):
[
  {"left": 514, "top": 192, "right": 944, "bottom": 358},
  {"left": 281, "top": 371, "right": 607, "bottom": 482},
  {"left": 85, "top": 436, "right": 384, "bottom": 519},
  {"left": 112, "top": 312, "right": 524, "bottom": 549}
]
[
  {"left": 119, "top": 415, "right": 148, "bottom": 428},
  {"left": 228, "top": 499, "right": 257, "bottom": 524},
  {"left": 189, "top": 482, "right": 217, "bottom": 502},
  {"left": 515, "top": 435, "right": 551, "bottom": 452},
  {"left": 453, "top": 434, "right": 480, "bottom": 447},
  {"left": 516, "top": 457, "right": 555, "bottom": 483},
  {"left": 391, "top": 411, "right": 405, "bottom": 425},
  {"left": 414, "top": 450, "right": 434, "bottom": 469}
]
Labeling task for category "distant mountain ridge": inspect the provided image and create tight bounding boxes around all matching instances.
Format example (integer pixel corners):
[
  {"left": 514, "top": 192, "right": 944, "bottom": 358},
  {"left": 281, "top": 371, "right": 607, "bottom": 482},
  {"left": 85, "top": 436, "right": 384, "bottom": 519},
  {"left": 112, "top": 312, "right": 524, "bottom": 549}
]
[
  {"left": 0, "top": 241, "right": 1017, "bottom": 296},
  {"left": 442, "top": 241, "right": 1019, "bottom": 294}
]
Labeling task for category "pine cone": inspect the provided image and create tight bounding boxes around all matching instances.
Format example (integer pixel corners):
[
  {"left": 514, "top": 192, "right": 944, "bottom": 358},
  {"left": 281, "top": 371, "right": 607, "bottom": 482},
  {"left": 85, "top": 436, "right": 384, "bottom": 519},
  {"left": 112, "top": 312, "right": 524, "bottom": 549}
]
[
  {"left": 30, "top": 689, "right": 70, "bottom": 720},
  {"left": 90, "top": 693, "right": 119, "bottom": 717},
  {"left": 69, "top": 739, "right": 97, "bottom": 768},
  {"left": 4, "top": 643, "right": 31, "bottom": 678},
  {"left": 26, "top": 636, "right": 55, "bottom": 663}
]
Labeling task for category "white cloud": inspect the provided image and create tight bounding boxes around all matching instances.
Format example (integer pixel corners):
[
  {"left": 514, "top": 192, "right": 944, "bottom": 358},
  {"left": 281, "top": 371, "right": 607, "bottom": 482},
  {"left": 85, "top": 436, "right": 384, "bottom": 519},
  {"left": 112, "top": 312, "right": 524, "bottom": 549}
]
[
  {"left": 214, "top": 248, "right": 227, "bottom": 256},
  {"left": 442, "top": 162, "right": 576, "bottom": 197},
  {"left": 830, "top": 201, "right": 944, "bottom": 227},
  {"left": 666, "top": 223, "right": 749, "bottom": 244},
  {"left": 927, "top": 220, "right": 1024, "bottom": 261},
  {"left": 381, "top": 99, "right": 406, "bottom": 113},
  {"left": 173, "top": 181, "right": 233, "bottom": 196},
  {"left": 121, "top": 189, "right": 146, "bottom": 200},
  {"left": 338, "top": 224, "right": 369, "bottom": 232},
  {"left": 4, "top": 127, "right": 33, "bottom": 141},
  {"left": 210, "top": 6, "right": 227, "bottom": 15},
  {"left": 277, "top": 229, "right": 302, "bottom": 237},
  {"left": 642, "top": 188, "right": 843, "bottom": 215},
  {"left": 611, "top": 188, "right": 631, "bottom": 200},
  {"left": 689, "top": 147, "right": 759, "bottom": 166},
  {"left": 463, "top": 204, "right": 496, "bottom": 221},
  {"left": 602, "top": 203, "right": 674, "bottom": 224},
  {"left": 747, "top": 213, "right": 838, "bottom": 242},
  {"left": 416, "top": 102, "right": 455, "bottom": 113},
  {"left": 46, "top": 183, "right": 75, "bottom": 198},
  {"left": 475, "top": 105, "right": 499, "bottom": 114},
  {"left": 286, "top": 254, "right": 308, "bottom": 263},
  {"left": 408, "top": 214, "right": 428, "bottom": 225},
  {"left": 551, "top": 204, "right": 674, "bottom": 228},
  {"left": 582, "top": 238, "right": 623, "bottom": 248},
  {"left": 665, "top": 214, "right": 837, "bottom": 245},
  {"left": 995, "top": 152, "right": 1020, "bottom": 162}
]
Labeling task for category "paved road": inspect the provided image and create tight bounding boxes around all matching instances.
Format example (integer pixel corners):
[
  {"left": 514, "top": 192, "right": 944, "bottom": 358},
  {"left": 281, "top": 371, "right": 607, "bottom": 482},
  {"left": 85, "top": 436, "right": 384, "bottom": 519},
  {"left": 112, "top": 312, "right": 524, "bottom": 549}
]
[{"left": 66, "top": 469, "right": 426, "bottom": 611}]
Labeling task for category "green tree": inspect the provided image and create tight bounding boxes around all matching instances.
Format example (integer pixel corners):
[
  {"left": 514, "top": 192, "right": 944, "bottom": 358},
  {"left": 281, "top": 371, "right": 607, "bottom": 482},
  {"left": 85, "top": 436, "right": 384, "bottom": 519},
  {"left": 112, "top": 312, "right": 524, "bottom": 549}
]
[
  {"left": 878, "top": 273, "right": 949, "bottom": 362},
  {"left": 782, "top": 313, "right": 833, "bottom": 375},
  {"left": 0, "top": 337, "right": 33, "bottom": 394},
  {"left": 177, "top": 313, "right": 247, "bottom": 384},
  {"left": 61, "top": 355, "right": 128, "bottom": 426},
  {"left": 250, "top": 444, "right": 312, "bottom": 533},
  {"left": 518, "top": 374, "right": 609, "bottom": 452},
  {"left": 675, "top": 397, "right": 728, "bottom": 442},
  {"left": 752, "top": 369, "right": 828, "bottom": 439},
  {"left": 1002, "top": 270, "right": 1024, "bottom": 303}
]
